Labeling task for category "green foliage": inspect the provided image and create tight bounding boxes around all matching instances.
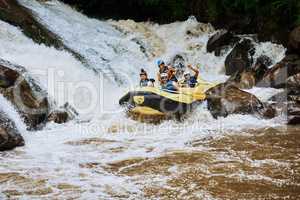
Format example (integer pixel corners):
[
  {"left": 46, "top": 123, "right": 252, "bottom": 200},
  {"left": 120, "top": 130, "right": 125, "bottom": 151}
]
[
  {"left": 168, "top": 0, "right": 185, "bottom": 20},
  {"left": 61, "top": 0, "right": 300, "bottom": 30},
  {"left": 143, "top": 0, "right": 160, "bottom": 6},
  {"left": 295, "top": 1, "right": 300, "bottom": 26},
  {"left": 222, "top": 0, "right": 258, "bottom": 12},
  {"left": 270, "top": 0, "right": 300, "bottom": 26},
  {"left": 207, "top": 0, "right": 219, "bottom": 21}
]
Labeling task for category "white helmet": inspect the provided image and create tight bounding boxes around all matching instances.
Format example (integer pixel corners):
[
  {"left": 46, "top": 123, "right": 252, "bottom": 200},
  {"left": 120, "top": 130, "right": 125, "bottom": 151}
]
[
  {"left": 183, "top": 71, "right": 191, "bottom": 76},
  {"left": 161, "top": 73, "right": 168, "bottom": 79}
]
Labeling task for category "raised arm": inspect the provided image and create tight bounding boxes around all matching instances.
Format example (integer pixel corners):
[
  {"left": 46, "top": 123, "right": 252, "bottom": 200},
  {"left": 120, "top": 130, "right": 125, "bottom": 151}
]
[
  {"left": 167, "top": 66, "right": 176, "bottom": 79},
  {"left": 157, "top": 72, "right": 162, "bottom": 83},
  {"left": 187, "top": 64, "right": 199, "bottom": 78}
]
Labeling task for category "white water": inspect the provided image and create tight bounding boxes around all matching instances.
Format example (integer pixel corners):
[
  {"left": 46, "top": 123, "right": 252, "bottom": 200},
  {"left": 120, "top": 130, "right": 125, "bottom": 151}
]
[
  {"left": 0, "top": 0, "right": 288, "bottom": 198},
  {"left": 0, "top": 94, "right": 27, "bottom": 132}
]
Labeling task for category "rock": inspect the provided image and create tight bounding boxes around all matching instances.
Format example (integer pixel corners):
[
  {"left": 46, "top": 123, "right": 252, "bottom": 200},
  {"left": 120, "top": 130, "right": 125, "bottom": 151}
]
[
  {"left": 0, "top": 59, "right": 49, "bottom": 130},
  {"left": 225, "top": 55, "right": 271, "bottom": 89},
  {"left": 169, "top": 54, "right": 186, "bottom": 78},
  {"left": 48, "top": 110, "right": 69, "bottom": 124},
  {"left": 255, "top": 55, "right": 273, "bottom": 68},
  {"left": 268, "top": 88, "right": 300, "bottom": 125},
  {"left": 0, "top": 111, "right": 24, "bottom": 151},
  {"left": 206, "top": 30, "right": 239, "bottom": 56},
  {"left": 225, "top": 39, "right": 255, "bottom": 75},
  {"left": 287, "top": 102, "right": 300, "bottom": 125},
  {"left": 205, "top": 83, "right": 275, "bottom": 119},
  {"left": 269, "top": 90, "right": 290, "bottom": 103},
  {"left": 47, "top": 102, "right": 78, "bottom": 124},
  {"left": 170, "top": 54, "right": 186, "bottom": 68},
  {"left": 262, "top": 104, "right": 277, "bottom": 119},
  {"left": 226, "top": 71, "right": 256, "bottom": 89},
  {"left": 269, "top": 89, "right": 300, "bottom": 109},
  {"left": 253, "top": 55, "right": 272, "bottom": 80},
  {"left": 257, "top": 54, "right": 300, "bottom": 88},
  {"left": 288, "top": 26, "right": 300, "bottom": 55},
  {"left": 287, "top": 73, "right": 300, "bottom": 88}
]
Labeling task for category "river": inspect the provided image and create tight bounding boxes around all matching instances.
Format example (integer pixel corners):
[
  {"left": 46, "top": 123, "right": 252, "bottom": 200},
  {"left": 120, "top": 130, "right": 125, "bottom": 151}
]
[{"left": 0, "top": 0, "right": 298, "bottom": 199}]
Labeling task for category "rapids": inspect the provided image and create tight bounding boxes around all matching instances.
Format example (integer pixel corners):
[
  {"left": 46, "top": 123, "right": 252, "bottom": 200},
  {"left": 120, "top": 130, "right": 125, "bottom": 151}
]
[{"left": 0, "top": 0, "right": 299, "bottom": 199}]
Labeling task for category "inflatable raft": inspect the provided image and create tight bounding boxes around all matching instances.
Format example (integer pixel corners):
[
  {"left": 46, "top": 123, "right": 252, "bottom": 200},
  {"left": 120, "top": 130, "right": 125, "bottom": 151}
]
[{"left": 119, "top": 79, "right": 215, "bottom": 122}]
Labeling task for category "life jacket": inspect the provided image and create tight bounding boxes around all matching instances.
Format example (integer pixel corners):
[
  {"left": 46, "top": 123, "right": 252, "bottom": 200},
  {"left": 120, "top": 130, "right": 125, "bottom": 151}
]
[
  {"left": 140, "top": 79, "right": 149, "bottom": 87},
  {"left": 182, "top": 76, "right": 198, "bottom": 88},
  {"left": 169, "top": 74, "right": 178, "bottom": 82},
  {"left": 188, "top": 76, "right": 198, "bottom": 87},
  {"left": 162, "top": 80, "right": 177, "bottom": 91}
]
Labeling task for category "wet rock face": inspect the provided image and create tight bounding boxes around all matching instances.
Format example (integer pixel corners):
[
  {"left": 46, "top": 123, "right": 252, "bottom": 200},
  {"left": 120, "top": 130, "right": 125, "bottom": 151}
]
[
  {"left": 287, "top": 73, "right": 300, "bottom": 88},
  {"left": 253, "top": 55, "right": 272, "bottom": 80},
  {"left": 226, "top": 71, "right": 256, "bottom": 89},
  {"left": 257, "top": 41, "right": 300, "bottom": 125},
  {"left": 287, "top": 102, "right": 300, "bottom": 125},
  {"left": 288, "top": 26, "right": 300, "bottom": 55},
  {"left": 269, "top": 89, "right": 300, "bottom": 125},
  {"left": 257, "top": 54, "right": 300, "bottom": 88},
  {"left": 206, "top": 30, "right": 239, "bottom": 56},
  {"left": 225, "top": 39, "right": 255, "bottom": 76},
  {"left": 226, "top": 55, "right": 271, "bottom": 89},
  {"left": 0, "top": 59, "right": 49, "bottom": 130},
  {"left": 0, "top": 111, "right": 24, "bottom": 151},
  {"left": 205, "top": 83, "right": 275, "bottom": 119}
]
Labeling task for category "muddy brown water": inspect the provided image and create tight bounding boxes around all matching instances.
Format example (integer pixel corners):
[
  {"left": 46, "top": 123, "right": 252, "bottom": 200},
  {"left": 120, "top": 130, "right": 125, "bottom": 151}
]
[{"left": 1, "top": 126, "right": 299, "bottom": 199}]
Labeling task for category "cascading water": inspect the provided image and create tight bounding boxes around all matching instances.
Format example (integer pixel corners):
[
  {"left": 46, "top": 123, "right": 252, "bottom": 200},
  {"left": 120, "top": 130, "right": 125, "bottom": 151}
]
[
  {"left": 0, "top": 94, "right": 26, "bottom": 133},
  {"left": 0, "top": 0, "right": 295, "bottom": 199}
]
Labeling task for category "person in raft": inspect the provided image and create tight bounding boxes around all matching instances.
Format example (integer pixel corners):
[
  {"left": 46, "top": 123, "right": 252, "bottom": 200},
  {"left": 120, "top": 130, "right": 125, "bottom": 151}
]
[
  {"left": 156, "top": 60, "right": 169, "bottom": 84},
  {"left": 181, "top": 64, "right": 199, "bottom": 88},
  {"left": 160, "top": 72, "right": 179, "bottom": 92},
  {"left": 156, "top": 59, "right": 178, "bottom": 84},
  {"left": 139, "top": 69, "right": 154, "bottom": 87},
  {"left": 167, "top": 65, "right": 178, "bottom": 83}
]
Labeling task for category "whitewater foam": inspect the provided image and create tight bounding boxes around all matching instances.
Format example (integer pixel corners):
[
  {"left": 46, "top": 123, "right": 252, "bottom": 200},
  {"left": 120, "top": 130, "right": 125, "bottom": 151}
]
[
  {"left": 0, "top": 94, "right": 27, "bottom": 133},
  {"left": 0, "top": 0, "right": 286, "bottom": 146}
]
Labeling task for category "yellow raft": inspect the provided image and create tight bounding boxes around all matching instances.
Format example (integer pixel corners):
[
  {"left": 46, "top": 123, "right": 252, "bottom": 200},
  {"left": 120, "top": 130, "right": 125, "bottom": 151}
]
[{"left": 119, "top": 79, "right": 215, "bottom": 122}]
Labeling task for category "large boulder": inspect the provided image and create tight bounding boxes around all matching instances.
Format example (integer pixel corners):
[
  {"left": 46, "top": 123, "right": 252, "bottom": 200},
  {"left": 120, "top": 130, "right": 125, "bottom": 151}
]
[
  {"left": 287, "top": 26, "right": 300, "bottom": 55},
  {"left": 205, "top": 83, "right": 275, "bottom": 119},
  {"left": 261, "top": 54, "right": 300, "bottom": 125},
  {"left": 286, "top": 73, "right": 300, "bottom": 88},
  {"left": 257, "top": 54, "right": 300, "bottom": 88},
  {"left": 206, "top": 30, "right": 239, "bottom": 56},
  {"left": 225, "top": 55, "right": 271, "bottom": 89},
  {"left": 253, "top": 55, "right": 272, "bottom": 80},
  {"left": 0, "top": 111, "right": 24, "bottom": 151},
  {"left": 224, "top": 39, "right": 255, "bottom": 75},
  {"left": 0, "top": 59, "right": 49, "bottom": 130},
  {"left": 287, "top": 102, "right": 300, "bottom": 125},
  {"left": 226, "top": 71, "right": 256, "bottom": 89}
]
